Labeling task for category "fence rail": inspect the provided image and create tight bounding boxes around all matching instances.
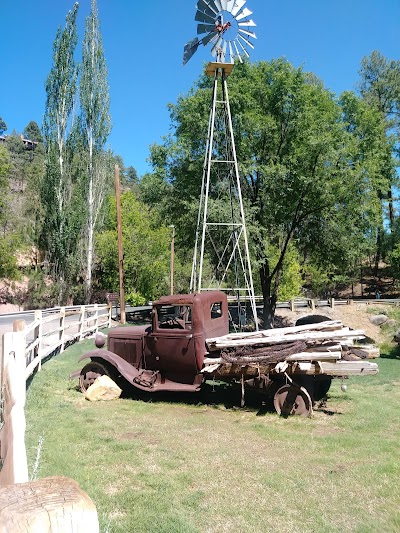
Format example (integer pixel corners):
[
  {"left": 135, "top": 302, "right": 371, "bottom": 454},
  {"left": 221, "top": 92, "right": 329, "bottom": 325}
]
[
  {"left": 227, "top": 296, "right": 400, "bottom": 310},
  {"left": 280, "top": 297, "right": 400, "bottom": 311},
  {"left": 0, "top": 303, "right": 111, "bottom": 486},
  {"left": 20, "top": 304, "right": 112, "bottom": 380}
]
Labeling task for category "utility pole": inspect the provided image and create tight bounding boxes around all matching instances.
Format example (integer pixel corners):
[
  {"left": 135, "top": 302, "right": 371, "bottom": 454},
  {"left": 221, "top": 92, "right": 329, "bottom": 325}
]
[
  {"left": 170, "top": 225, "right": 175, "bottom": 295},
  {"left": 115, "top": 165, "right": 126, "bottom": 324}
]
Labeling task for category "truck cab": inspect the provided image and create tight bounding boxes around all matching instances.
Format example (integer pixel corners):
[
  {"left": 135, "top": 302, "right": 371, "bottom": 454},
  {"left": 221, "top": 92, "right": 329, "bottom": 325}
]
[{"left": 74, "top": 291, "right": 229, "bottom": 393}]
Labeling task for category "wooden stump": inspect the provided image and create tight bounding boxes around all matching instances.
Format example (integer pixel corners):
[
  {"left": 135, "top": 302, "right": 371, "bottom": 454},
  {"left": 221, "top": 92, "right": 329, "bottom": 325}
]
[{"left": 0, "top": 476, "right": 99, "bottom": 532}]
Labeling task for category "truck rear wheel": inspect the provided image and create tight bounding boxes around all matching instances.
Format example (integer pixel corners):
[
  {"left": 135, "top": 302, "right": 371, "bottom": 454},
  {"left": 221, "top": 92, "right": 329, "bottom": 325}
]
[
  {"left": 273, "top": 384, "right": 312, "bottom": 417},
  {"left": 79, "top": 361, "right": 111, "bottom": 393},
  {"left": 313, "top": 377, "right": 332, "bottom": 401}
]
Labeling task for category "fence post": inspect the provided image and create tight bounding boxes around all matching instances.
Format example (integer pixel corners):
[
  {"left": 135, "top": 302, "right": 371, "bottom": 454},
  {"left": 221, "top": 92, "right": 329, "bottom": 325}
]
[
  {"left": 330, "top": 297, "right": 335, "bottom": 309},
  {"left": 93, "top": 304, "right": 99, "bottom": 333},
  {"left": 34, "top": 310, "right": 43, "bottom": 371},
  {"left": 108, "top": 304, "right": 112, "bottom": 328},
  {"left": 0, "top": 335, "right": 6, "bottom": 428},
  {"left": 79, "top": 306, "right": 85, "bottom": 341},
  {"left": 59, "top": 307, "right": 66, "bottom": 353},
  {"left": 290, "top": 300, "right": 295, "bottom": 312},
  {"left": 13, "top": 320, "right": 26, "bottom": 371},
  {"left": 0, "top": 331, "right": 29, "bottom": 485},
  {"left": 13, "top": 320, "right": 26, "bottom": 333}
]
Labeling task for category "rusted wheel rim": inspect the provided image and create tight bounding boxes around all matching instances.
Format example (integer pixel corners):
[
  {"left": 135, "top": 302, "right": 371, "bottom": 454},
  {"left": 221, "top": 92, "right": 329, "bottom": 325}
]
[
  {"left": 273, "top": 384, "right": 312, "bottom": 417},
  {"left": 79, "top": 362, "right": 108, "bottom": 393}
]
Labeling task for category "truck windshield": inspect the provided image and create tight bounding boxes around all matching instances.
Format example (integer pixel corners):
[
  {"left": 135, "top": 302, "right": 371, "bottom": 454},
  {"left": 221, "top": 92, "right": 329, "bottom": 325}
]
[{"left": 156, "top": 305, "right": 192, "bottom": 330}]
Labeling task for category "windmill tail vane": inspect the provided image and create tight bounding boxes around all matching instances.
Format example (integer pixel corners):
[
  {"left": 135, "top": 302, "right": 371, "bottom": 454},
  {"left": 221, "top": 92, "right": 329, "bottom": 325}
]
[{"left": 183, "top": 0, "right": 257, "bottom": 65}]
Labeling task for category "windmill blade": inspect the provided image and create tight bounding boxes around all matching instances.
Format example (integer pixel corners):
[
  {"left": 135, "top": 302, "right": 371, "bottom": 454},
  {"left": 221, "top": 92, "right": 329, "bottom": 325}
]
[
  {"left": 202, "top": 30, "right": 219, "bottom": 46},
  {"left": 220, "top": 0, "right": 228, "bottom": 10},
  {"left": 238, "top": 28, "right": 257, "bottom": 40},
  {"left": 214, "top": 0, "right": 223, "bottom": 12},
  {"left": 231, "top": 0, "right": 246, "bottom": 17},
  {"left": 197, "top": 0, "right": 218, "bottom": 18},
  {"left": 197, "top": 23, "right": 217, "bottom": 35},
  {"left": 235, "top": 7, "right": 253, "bottom": 21},
  {"left": 238, "top": 32, "right": 255, "bottom": 49},
  {"left": 233, "top": 40, "right": 243, "bottom": 62},
  {"left": 226, "top": 0, "right": 235, "bottom": 11},
  {"left": 235, "top": 36, "right": 250, "bottom": 57},
  {"left": 238, "top": 19, "right": 257, "bottom": 27},
  {"left": 195, "top": 10, "right": 216, "bottom": 24},
  {"left": 183, "top": 37, "right": 201, "bottom": 65}
]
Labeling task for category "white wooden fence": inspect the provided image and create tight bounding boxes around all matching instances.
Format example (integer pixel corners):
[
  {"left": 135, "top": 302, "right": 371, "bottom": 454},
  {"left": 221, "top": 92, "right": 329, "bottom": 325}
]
[
  {"left": 0, "top": 303, "right": 111, "bottom": 486},
  {"left": 23, "top": 304, "right": 112, "bottom": 381}
]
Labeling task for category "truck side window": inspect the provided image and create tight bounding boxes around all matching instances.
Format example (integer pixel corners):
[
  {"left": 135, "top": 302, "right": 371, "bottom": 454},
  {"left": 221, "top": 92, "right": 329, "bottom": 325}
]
[
  {"left": 210, "top": 302, "right": 223, "bottom": 319},
  {"left": 157, "top": 305, "right": 192, "bottom": 330}
]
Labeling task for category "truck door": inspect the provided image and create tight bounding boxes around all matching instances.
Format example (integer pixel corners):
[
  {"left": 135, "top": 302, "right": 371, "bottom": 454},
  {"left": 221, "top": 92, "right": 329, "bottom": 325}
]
[{"left": 144, "top": 305, "right": 198, "bottom": 384}]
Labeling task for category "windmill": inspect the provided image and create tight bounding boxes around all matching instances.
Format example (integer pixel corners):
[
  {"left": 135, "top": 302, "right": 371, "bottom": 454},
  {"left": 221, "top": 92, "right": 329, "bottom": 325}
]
[
  {"left": 183, "top": 0, "right": 258, "bottom": 331},
  {"left": 183, "top": 0, "right": 257, "bottom": 65}
]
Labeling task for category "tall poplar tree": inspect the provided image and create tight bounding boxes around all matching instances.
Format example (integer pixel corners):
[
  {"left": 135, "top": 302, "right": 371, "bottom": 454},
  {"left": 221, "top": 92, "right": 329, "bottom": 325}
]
[
  {"left": 42, "top": 2, "right": 80, "bottom": 300},
  {"left": 358, "top": 51, "right": 400, "bottom": 272},
  {"left": 79, "top": 0, "right": 112, "bottom": 302}
]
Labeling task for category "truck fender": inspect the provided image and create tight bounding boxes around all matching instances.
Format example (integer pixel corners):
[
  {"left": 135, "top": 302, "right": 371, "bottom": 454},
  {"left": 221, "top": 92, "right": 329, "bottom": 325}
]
[{"left": 76, "top": 349, "right": 141, "bottom": 383}]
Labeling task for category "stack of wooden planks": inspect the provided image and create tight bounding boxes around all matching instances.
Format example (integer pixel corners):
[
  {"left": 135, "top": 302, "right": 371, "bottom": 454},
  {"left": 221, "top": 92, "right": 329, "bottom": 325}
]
[{"left": 203, "top": 320, "right": 379, "bottom": 378}]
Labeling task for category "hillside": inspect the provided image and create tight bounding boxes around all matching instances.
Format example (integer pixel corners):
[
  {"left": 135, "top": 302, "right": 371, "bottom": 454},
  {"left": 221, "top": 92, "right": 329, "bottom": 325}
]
[{"left": 275, "top": 301, "right": 399, "bottom": 345}]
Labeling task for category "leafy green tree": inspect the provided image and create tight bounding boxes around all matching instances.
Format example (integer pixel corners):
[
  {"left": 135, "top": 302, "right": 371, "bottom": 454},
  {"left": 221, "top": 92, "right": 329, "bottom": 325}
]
[
  {"left": 0, "top": 144, "right": 19, "bottom": 279},
  {"left": 95, "top": 191, "right": 170, "bottom": 301},
  {"left": 4, "top": 131, "right": 46, "bottom": 247},
  {"left": 4, "top": 133, "right": 27, "bottom": 194},
  {"left": 112, "top": 156, "right": 136, "bottom": 186},
  {"left": 42, "top": 2, "right": 80, "bottom": 302},
  {"left": 147, "top": 60, "right": 370, "bottom": 326},
  {"left": 0, "top": 144, "right": 11, "bottom": 228},
  {"left": 79, "top": 0, "right": 112, "bottom": 302},
  {"left": 340, "top": 90, "right": 396, "bottom": 276},
  {"left": 0, "top": 117, "right": 7, "bottom": 136},
  {"left": 358, "top": 51, "right": 400, "bottom": 235}
]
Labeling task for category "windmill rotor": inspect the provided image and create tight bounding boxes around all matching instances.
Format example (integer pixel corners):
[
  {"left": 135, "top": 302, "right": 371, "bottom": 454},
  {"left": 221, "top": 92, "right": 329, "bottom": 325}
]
[{"left": 183, "top": 0, "right": 256, "bottom": 65}]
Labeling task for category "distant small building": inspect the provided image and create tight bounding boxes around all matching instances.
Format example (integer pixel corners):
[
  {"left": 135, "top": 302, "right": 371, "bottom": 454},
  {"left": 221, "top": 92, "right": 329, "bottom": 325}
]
[
  {"left": 0, "top": 134, "right": 38, "bottom": 150},
  {"left": 20, "top": 134, "right": 38, "bottom": 150}
]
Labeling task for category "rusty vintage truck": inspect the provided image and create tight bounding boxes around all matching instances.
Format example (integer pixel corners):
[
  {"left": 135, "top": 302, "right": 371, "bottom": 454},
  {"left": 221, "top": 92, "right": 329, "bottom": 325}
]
[{"left": 71, "top": 290, "right": 379, "bottom": 416}]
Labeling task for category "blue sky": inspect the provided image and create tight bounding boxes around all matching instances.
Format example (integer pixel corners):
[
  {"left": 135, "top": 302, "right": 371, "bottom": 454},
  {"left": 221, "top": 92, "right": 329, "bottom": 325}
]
[{"left": 1, "top": 0, "right": 399, "bottom": 177}]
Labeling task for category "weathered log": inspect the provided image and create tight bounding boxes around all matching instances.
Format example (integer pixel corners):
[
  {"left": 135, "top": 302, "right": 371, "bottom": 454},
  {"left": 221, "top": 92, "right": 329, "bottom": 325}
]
[
  {"left": 207, "top": 328, "right": 366, "bottom": 350},
  {"left": 348, "top": 345, "right": 380, "bottom": 359},
  {"left": 285, "top": 351, "right": 342, "bottom": 361},
  {"left": 207, "top": 320, "right": 344, "bottom": 343},
  {"left": 0, "top": 476, "right": 99, "bottom": 533},
  {"left": 301, "top": 360, "right": 379, "bottom": 376},
  {"left": 203, "top": 350, "right": 341, "bottom": 366},
  {"left": 202, "top": 358, "right": 378, "bottom": 380}
]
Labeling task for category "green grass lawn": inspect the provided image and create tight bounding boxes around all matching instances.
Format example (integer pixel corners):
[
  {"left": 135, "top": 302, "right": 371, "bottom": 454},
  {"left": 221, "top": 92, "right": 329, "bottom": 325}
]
[{"left": 25, "top": 337, "right": 400, "bottom": 533}]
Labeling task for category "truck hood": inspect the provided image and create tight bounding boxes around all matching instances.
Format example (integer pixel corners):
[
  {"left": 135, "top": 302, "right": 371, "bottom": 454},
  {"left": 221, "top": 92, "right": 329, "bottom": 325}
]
[{"left": 108, "top": 325, "right": 151, "bottom": 339}]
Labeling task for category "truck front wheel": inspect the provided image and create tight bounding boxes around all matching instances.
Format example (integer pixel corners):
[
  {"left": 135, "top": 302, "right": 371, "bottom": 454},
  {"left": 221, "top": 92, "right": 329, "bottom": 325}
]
[{"left": 79, "top": 361, "right": 111, "bottom": 393}]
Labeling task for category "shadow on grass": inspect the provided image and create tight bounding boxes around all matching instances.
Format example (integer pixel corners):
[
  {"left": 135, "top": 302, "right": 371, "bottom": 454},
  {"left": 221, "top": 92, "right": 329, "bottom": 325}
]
[
  {"left": 71, "top": 378, "right": 342, "bottom": 419},
  {"left": 122, "top": 381, "right": 273, "bottom": 413},
  {"left": 380, "top": 344, "right": 400, "bottom": 360}
]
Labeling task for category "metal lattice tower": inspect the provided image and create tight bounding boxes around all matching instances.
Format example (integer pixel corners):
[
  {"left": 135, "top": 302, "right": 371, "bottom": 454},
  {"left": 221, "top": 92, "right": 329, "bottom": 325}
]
[{"left": 189, "top": 61, "right": 258, "bottom": 330}]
